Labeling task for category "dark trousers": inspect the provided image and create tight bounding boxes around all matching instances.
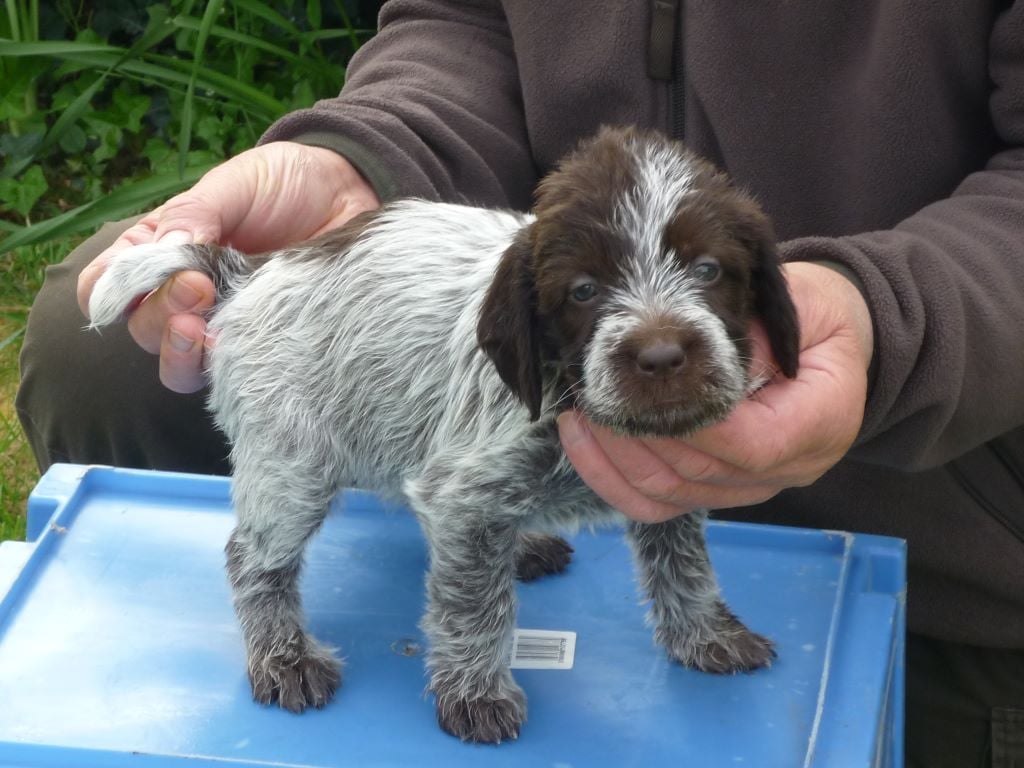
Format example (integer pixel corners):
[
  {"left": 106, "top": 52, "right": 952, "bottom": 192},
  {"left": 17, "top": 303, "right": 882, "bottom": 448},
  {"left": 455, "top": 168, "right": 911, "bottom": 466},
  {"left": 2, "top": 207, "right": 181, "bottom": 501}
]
[
  {"left": 17, "top": 219, "right": 232, "bottom": 475},
  {"left": 16, "top": 223, "right": 1024, "bottom": 767}
]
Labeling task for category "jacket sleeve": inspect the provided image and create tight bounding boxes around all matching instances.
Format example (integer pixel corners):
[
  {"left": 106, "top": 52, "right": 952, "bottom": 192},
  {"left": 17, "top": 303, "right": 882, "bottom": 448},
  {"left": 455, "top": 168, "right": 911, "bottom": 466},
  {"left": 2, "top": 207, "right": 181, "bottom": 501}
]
[
  {"left": 259, "top": 0, "right": 537, "bottom": 210},
  {"left": 779, "top": 5, "right": 1024, "bottom": 471}
]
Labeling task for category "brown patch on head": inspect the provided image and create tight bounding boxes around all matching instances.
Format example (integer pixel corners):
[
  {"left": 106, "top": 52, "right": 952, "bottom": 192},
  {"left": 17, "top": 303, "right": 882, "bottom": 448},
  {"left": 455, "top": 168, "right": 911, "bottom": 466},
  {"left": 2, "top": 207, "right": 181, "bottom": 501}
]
[
  {"left": 523, "top": 128, "right": 645, "bottom": 380},
  {"left": 478, "top": 126, "right": 799, "bottom": 426},
  {"left": 667, "top": 186, "right": 799, "bottom": 379},
  {"left": 529, "top": 129, "right": 638, "bottom": 296},
  {"left": 663, "top": 191, "right": 762, "bottom": 347}
]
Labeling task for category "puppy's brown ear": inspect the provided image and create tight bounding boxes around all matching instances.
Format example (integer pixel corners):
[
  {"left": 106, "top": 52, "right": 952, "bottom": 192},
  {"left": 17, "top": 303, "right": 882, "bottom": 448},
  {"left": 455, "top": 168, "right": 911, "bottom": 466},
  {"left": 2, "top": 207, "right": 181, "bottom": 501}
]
[
  {"left": 731, "top": 198, "right": 801, "bottom": 378},
  {"left": 753, "top": 241, "right": 800, "bottom": 378},
  {"left": 477, "top": 228, "right": 544, "bottom": 420}
]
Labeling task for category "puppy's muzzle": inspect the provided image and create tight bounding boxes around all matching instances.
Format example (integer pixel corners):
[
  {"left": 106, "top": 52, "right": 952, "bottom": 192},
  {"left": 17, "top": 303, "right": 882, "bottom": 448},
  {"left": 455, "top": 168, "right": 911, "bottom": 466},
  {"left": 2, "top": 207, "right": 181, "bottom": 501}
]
[
  {"left": 631, "top": 332, "right": 689, "bottom": 378},
  {"left": 596, "top": 318, "right": 743, "bottom": 436},
  {"left": 616, "top": 321, "right": 711, "bottom": 392}
]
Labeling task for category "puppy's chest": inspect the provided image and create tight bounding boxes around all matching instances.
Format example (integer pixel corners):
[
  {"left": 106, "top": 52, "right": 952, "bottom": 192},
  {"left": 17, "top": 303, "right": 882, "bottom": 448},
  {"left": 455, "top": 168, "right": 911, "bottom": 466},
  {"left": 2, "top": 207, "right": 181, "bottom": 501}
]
[{"left": 511, "top": 426, "right": 623, "bottom": 531}]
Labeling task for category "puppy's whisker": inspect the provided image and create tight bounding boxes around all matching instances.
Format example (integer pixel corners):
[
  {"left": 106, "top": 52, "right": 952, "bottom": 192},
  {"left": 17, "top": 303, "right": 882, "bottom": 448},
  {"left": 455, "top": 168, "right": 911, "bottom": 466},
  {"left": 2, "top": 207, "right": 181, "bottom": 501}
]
[{"left": 545, "top": 383, "right": 580, "bottom": 414}]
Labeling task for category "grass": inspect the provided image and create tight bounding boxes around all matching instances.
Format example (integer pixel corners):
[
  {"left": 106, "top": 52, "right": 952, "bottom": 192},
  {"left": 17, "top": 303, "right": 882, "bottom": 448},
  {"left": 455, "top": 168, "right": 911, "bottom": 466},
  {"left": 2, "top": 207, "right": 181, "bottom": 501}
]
[
  {"left": 0, "top": 238, "right": 76, "bottom": 541},
  {"left": 0, "top": 2, "right": 378, "bottom": 542}
]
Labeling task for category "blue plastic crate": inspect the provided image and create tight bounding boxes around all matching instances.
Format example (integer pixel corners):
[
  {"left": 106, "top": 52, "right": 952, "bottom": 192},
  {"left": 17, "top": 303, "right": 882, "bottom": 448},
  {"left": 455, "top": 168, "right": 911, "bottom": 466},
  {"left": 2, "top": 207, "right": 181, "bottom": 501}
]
[{"left": 0, "top": 464, "right": 905, "bottom": 767}]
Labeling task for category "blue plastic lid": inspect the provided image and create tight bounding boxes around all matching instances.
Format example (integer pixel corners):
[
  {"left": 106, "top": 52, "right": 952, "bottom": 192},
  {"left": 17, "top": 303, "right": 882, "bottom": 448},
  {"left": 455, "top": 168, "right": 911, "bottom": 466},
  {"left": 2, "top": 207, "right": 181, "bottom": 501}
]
[{"left": 0, "top": 464, "right": 905, "bottom": 767}]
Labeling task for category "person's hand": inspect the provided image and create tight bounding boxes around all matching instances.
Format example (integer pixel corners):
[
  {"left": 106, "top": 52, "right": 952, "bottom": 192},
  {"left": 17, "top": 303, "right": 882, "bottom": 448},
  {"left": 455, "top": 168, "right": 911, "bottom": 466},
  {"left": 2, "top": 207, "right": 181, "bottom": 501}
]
[
  {"left": 557, "top": 262, "right": 874, "bottom": 522},
  {"left": 77, "top": 142, "right": 381, "bottom": 393}
]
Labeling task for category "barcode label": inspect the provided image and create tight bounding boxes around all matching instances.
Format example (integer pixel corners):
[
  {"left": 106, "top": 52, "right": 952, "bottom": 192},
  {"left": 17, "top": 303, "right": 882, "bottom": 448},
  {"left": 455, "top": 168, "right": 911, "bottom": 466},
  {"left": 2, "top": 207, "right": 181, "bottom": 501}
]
[{"left": 508, "top": 629, "right": 576, "bottom": 670}]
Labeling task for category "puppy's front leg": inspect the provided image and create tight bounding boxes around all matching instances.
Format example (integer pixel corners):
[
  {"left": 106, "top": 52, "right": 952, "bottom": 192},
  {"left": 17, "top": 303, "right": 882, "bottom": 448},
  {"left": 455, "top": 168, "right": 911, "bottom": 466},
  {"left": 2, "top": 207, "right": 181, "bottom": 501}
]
[
  {"left": 627, "top": 511, "right": 775, "bottom": 673},
  {"left": 408, "top": 476, "right": 525, "bottom": 743}
]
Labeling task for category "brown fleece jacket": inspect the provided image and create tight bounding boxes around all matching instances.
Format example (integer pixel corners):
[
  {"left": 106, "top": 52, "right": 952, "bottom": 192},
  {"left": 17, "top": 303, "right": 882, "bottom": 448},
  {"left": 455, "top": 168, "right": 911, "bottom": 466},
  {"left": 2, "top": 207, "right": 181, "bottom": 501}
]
[{"left": 262, "top": 0, "right": 1024, "bottom": 647}]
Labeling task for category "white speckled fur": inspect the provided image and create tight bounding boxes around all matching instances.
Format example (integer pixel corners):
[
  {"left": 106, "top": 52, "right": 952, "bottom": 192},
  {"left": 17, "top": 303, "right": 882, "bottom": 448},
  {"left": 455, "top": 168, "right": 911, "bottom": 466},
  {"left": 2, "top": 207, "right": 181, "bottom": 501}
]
[{"left": 89, "top": 130, "right": 779, "bottom": 744}]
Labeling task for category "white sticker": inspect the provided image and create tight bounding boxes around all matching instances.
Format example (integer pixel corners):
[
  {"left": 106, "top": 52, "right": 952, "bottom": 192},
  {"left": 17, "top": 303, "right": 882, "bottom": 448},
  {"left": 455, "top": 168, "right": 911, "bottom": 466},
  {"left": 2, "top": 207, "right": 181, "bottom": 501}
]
[{"left": 509, "top": 629, "right": 576, "bottom": 670}]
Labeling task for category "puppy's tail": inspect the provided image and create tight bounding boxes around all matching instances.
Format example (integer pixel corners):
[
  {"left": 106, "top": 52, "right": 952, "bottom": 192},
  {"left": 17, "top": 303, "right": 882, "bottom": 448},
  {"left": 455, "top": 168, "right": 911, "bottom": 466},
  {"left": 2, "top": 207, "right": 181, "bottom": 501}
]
[{"left": 88, "top": 242, "right": 263, "bottom": 329}]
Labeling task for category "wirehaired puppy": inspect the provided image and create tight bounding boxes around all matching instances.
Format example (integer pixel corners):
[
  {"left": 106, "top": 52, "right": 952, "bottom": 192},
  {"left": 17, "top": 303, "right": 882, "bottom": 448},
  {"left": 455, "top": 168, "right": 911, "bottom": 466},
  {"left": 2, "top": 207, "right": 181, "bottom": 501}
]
[{"left": 89, "top": 127, "right": 800, "bottom": 744}]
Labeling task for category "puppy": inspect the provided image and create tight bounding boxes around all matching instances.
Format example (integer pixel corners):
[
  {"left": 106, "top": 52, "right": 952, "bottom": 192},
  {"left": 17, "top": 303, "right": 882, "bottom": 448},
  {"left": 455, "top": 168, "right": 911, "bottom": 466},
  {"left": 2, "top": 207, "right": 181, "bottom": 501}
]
[{"left": 89, "top": 127, "right": 799, "bottom": 744}]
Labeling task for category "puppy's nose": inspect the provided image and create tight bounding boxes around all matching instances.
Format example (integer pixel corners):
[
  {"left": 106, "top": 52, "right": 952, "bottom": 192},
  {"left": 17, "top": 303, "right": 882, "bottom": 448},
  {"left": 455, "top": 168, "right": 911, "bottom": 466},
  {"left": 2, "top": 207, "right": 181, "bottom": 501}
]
[{"left": 635, "top": 340, "right": 686, "bottom": 376}]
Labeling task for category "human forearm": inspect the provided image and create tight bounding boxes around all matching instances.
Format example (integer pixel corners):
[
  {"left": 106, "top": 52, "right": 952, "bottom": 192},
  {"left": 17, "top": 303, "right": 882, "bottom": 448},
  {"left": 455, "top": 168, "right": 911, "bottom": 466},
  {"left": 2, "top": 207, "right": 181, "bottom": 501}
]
[
  {"left": 260, "top": 0, "right": 538, "bottom": 210},
  {"left": 781, "top": 155, "right": 1024, "bottom": 469},
  {"left": 779, "top": 7, "right": 1024, "bottom": 470}
]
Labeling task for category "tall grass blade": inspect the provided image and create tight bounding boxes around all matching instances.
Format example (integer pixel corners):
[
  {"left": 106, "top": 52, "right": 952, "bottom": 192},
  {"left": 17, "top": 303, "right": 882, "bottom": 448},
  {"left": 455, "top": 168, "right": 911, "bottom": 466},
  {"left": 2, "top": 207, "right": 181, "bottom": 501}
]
[
  {"left": 0, "top": 327, "right": 24, "bottom": 352},
  {"left": 231, "top": 0, "right": 301, "bottom": 36},
  {"left": 40, "top": 73, "right": 105, "bottom": 150},
  {"left": 49, "top": 50, "right": 285, "bottom": 117},
  {"left": 331, "top": 0, "right": 364, "bottom": 52},
  {"left": 171, "top": 17, "right": 303, "bottom": 67},
  {"left": 25, "top": 8, "right": 181, "bottom": 168},
  {"left": 0, "top": 40, "right": 118, "bottom": 56},
  {"left": 179, "top": 0, "right": 225, "bottom": 178},
  {"left": 0, "top": 164, "right": 217, "bottom": 253},
  {"left": 307, "top": 0, "right": 322, "bottom": 31},
  {"left": 4, "top": 0, "right": 19, "bottom": 41}
]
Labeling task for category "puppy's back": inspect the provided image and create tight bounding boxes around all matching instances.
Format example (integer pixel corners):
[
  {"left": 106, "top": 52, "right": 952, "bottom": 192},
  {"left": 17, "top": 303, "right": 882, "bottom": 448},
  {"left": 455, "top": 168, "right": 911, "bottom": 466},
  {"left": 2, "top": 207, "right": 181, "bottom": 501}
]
[{"left": 199, "top": 201, "right": 537, "bottom": 494}]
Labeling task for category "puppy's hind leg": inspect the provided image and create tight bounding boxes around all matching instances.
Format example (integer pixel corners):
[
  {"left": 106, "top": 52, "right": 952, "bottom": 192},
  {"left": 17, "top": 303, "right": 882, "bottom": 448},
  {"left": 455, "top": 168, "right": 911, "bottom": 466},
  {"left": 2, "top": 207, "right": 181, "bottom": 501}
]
[
  {"left": 515, "top": 532, "right": 573, "bottom": 582},
  {"left": 226, "top": 460, "right": 341, "bottom": 713},
  {"left": 627, "top": 512, "right": 775, "bottom": 673}
]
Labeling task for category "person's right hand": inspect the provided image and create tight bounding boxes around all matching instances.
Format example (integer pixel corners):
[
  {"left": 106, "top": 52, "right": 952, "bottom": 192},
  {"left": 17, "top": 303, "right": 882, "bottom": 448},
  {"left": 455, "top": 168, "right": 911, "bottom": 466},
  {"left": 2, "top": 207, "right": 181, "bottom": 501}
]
[{"left": 77, "top": 142, "right": 381, "bottom": 393}]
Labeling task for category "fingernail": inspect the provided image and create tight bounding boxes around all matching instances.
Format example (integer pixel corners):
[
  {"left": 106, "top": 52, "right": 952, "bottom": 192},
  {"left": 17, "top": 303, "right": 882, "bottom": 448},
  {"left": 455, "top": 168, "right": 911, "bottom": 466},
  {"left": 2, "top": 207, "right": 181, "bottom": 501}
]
[
  {"left": 168, "top": 277, "right": 202, "bottom": 311},
  {"left": 169, "top": 328, "right": 195, "bottom": 352},
  {"left": 159, "top": 230, "right": 193, "bottom": 246}
]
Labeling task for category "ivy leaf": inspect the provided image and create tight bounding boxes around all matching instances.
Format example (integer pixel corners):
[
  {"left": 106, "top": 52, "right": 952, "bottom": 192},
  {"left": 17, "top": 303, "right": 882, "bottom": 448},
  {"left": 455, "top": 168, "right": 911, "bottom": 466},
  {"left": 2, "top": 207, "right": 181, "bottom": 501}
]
[
  {"left": 111, "top": 88, "right": 151, "bottom": 134},
  {"left": 0, "top": 166, "right": 48, "bottom": 219},
  {"left": 58, "top": 124, "right": 88, "bottom": 154}
]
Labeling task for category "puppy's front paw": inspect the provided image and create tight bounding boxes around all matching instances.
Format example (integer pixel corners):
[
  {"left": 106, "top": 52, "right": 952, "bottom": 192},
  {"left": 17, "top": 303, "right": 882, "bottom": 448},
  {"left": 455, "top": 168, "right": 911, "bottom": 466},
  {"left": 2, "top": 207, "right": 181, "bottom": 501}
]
[
  {"left": 248, "top": 637, "right": 342, "bottom": 712},
  {"left": 660, "top": 608, "right": 776, "bottom": 674},
  {"left": 516, "top": 533, "right": 573, "bottom": 582},
  {"left": 435, "top": 685, "right": 527, "bottom": 743}
]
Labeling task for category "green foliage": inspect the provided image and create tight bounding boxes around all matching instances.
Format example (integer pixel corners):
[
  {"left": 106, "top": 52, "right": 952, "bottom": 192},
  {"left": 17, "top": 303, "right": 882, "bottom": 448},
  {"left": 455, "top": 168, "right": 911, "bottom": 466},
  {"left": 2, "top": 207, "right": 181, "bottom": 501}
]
[
  {"left": 0, "top": 1, "right": 379, "bottom": 533},
  {"left": 0, "top": 236, "right": 74, "bottom": 543},
  {"left": 0, "top": 0, "right": 376, "bottom": 251}
]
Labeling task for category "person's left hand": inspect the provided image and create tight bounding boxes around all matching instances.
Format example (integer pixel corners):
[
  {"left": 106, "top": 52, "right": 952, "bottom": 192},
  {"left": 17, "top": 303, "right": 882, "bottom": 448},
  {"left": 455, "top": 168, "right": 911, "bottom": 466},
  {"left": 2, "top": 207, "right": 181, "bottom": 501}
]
[{"left": 557, "top": 261, "right": 874, "bottom": 523}]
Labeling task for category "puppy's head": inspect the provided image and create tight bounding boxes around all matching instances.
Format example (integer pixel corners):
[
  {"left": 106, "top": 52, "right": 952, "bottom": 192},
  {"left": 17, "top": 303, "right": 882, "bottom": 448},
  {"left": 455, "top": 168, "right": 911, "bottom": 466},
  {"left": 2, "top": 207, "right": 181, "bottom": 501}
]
[{"left": 478, "top": 127, "right": 799, "bottom": 435}]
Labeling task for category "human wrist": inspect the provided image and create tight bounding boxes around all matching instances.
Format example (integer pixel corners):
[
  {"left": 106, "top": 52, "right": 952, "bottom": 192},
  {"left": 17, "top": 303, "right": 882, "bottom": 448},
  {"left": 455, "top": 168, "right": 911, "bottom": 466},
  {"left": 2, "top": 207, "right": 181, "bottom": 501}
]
[{"left": 274, "top": 133, "right": 394, "bottom": 203}]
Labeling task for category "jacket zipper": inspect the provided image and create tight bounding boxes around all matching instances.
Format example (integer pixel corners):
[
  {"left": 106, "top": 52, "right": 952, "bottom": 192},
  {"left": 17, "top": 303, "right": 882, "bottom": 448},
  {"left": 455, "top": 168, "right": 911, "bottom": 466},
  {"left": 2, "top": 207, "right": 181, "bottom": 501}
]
[
  {"left": 671, "top": 35, "right": 685, "bottom": 140},
  {"left": 648, "top": 0, "right": 684, "bottom": 139}
]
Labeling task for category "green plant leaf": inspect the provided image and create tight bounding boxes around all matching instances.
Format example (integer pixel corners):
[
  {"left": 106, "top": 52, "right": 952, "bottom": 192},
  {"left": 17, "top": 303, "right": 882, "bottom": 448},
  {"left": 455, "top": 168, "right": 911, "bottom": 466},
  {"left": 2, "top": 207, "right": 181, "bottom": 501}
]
[
  {"left": 0, "top": 40, "right": 118, "bottom": 56},
  {"left": 57, "top": 123, "right": 87, "bottom": 154},
  {"left": 39, "top": 73, "right": 106, "bottom": 153},
  {"left": 179, "top": 0, "right": 226, "bottom": 177},
  {"left": 35, "top": 5, "right": 177, "bottom": 161},
  {"left": 307, "top": 0, "right": 322, "bottom": 30},
  {"left": 170, "top": 16, "right": 304, "bottom": 69},
  {"left": 0, "top": 163, "right": 217, "bottom": 253},
  {"left": 330, "top": 0, "right": 365, "bottom": 53},
  {"left": 230, "top": 0, "right": 301, "bottom": 37},
  {"left": 48, "top": 50, "right": 286, "bottom": 118},
  {"left": 141, "top": 137, "right": 172, "bottom": 169},
  {"left": 0, "top": 165, "right": 46, "bottom": 218},
  {"left": 0, "top": 130, "right": 43, "bottom": 179},
  {"left": 111, "top": 88, "right": 151, "bottom": 133}
]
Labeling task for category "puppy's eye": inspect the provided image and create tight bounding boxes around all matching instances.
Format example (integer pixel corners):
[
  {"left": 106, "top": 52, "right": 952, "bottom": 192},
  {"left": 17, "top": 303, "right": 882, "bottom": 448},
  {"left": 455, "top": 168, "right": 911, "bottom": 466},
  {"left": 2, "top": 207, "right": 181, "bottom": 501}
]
[
  {"left": 692, "top": 255, "right": 721, "bottom": 285},
  {"left": 570, "top": 280, "right": 600, "bottom": 303}
]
